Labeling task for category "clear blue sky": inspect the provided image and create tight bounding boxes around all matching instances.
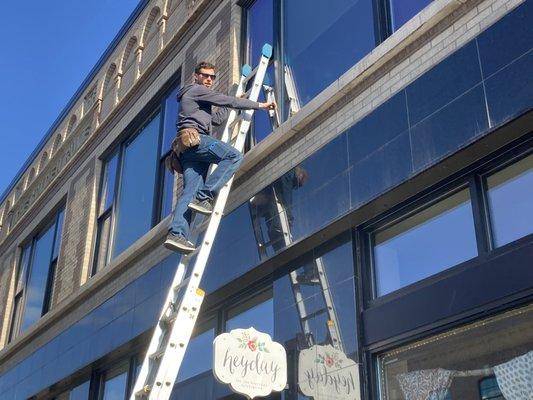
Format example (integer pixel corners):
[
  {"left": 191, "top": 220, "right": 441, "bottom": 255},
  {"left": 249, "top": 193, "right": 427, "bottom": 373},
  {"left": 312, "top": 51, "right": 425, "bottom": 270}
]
[{"left": 0, "top": 0, "right": 141, "bottom": 196}]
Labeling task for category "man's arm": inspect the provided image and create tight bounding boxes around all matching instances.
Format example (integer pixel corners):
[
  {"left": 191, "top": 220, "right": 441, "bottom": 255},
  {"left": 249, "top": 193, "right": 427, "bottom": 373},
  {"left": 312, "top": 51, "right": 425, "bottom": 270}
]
[{"left": 191, "top": 85, "right": 274, "bottom": 110}]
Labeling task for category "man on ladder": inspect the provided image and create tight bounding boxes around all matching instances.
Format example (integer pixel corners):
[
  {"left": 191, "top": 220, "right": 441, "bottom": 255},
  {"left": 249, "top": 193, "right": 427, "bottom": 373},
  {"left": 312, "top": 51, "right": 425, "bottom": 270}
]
[{"left": 164, "top": 61, "right": 276, "bottom": 254}]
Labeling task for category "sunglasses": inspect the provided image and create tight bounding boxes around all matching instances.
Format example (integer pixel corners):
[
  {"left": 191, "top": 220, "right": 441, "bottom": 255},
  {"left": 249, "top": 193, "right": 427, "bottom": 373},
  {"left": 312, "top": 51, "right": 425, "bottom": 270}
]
[{"left": 198, "top": 72, "right": 216, "bottom": 80}]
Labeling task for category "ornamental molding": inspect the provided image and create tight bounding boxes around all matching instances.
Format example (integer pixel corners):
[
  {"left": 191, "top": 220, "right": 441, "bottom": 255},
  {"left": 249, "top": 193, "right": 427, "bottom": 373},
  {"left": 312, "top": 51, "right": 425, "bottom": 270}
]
[{"left": 8, "top": 105, "right": 97, "bottom": 231}]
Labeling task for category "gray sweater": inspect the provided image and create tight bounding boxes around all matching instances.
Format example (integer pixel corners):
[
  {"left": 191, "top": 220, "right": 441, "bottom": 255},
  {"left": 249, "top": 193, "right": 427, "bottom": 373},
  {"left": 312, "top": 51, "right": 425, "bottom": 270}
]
[{"left": 176, "top": 83, "right": 261, "bottom": 136}]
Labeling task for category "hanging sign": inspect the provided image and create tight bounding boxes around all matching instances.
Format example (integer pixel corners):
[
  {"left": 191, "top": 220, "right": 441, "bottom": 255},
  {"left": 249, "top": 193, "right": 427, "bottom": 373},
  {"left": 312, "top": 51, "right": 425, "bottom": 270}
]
[
  {"left": 213, "top": 327, "right": 287, "bottom": 399},
  {"left": 298, "top": 345, "right": 360, "bottom": 400}
]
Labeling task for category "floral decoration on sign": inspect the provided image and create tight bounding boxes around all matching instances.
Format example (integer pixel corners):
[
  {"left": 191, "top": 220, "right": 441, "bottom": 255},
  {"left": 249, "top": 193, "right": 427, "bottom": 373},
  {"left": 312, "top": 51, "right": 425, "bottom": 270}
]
[
  {"left": 315, "top": 352, "right": 343, "bottom": 369},
  {"left": 237, "top": 331, "right": 270, "bottom": 353}
]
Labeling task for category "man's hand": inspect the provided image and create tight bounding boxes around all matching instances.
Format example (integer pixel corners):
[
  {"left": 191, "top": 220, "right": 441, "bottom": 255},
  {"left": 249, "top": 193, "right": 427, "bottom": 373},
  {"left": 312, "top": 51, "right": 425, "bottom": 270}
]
[{"left": 259, "top": 101, "right": 277, "bottom": 111}]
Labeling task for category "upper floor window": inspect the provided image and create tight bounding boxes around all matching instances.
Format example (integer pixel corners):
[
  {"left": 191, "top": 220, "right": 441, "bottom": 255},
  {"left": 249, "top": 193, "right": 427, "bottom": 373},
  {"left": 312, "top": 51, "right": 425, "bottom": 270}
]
[
  {"left": 244, "top": 0, "right": 275, "bottom": 144},
  {"left": 485, "top": 153, "right": 533, "bottom": 248},
  {"left": 367, "top": 148, "right": 533, "bottom": 299},
  {"left": 242, "top": 1, "right": 438, "bottom": 142},
  {"left": 372, "top": 189, "right": 478, "bottom": 297},
  {"left": 92, "top": 83, "right": 179, "bottom": 274},
  {"left": 9, "top": 206, "right": 65, "bottom": 339},
  {"left": 243, "top": 0, "right": 377, "bottom": 135}
]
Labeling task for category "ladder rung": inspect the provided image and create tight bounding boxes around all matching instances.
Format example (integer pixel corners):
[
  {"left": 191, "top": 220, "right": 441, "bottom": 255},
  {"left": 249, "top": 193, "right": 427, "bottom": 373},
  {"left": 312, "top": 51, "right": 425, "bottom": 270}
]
[
  {"left": 150, "top": 348, "right": 166, "bottom": 361},
  {"left": 242, "top": 65, "right": 259, "bottom": 85},
  {"left": 134, "top": 385, "right": 151, "bottom": 398},
  {"left": 173, "top": 277, "right": 191, "bottom": 293},
  {"left": 301, "top": 308, "right": 328, "bottom": 321},
  {"left": 160, "top": 312, "right": 177, "bottom": 327}
]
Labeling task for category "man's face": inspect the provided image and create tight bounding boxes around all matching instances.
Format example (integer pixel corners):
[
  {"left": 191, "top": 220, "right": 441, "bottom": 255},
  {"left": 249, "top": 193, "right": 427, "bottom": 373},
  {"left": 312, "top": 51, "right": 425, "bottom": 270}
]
[{"left": 195, "top": 68, "right": 216, "bottom": 89}]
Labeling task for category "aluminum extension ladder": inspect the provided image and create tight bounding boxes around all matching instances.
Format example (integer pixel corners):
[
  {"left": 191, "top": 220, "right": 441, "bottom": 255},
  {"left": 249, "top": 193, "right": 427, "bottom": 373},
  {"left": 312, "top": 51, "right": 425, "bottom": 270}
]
[
  {"left": 253, "top": 75, "right": 344, "bottom": 352},
  {"left": 130, "top": 44, "right": 273, "bottom": 400}
]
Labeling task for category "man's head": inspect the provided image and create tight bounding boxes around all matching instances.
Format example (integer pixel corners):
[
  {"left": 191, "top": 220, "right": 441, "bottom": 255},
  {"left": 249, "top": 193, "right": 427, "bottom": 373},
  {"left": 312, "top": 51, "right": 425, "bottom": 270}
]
[{"left": 194, "top": 61, "right": 216, "bottom": 89}]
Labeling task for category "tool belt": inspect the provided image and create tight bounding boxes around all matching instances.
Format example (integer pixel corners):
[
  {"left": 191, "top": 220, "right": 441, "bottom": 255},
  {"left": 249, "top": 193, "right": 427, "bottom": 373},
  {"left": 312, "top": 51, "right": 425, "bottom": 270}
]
[
  {"left": 165, "top": 128, "right": 201, "bottom": 175},
  {"left": 173, "top": 127, "right": 200, "bottom": 154}
]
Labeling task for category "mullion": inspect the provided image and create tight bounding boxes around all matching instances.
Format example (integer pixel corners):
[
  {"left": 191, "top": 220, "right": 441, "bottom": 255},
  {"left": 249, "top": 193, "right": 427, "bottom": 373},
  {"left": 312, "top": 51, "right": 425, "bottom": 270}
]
[
  {"left": 42, "top": 211, "right": 62, "bottom": 315},
  {"left": 469, "top": 175, "right": 492, "bottom": 256}
]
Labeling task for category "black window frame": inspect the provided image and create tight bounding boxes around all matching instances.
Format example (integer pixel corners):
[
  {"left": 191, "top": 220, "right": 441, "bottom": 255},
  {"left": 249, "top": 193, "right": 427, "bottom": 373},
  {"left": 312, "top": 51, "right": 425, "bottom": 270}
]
[
  {"left": 362, "top": 144, "right": 533, "bottom": 307},
  {"left": 359, "top": 137, "right": 533, "bottom": 400},
  {"left": 8, "top": 204, "right": 65, "bottom": 342},
  {"left": 239, "top": 0, "right": 414, "bottom": 142}
]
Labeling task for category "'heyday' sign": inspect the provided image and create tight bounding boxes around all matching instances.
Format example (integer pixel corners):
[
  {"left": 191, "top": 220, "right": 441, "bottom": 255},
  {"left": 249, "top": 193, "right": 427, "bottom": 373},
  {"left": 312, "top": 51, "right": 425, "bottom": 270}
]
[
  {"left": 298, "top": 345, "right": 360, "bottom": 400},
  {"left": 213, "top": 327, "right": 287, "bottom": 399}
]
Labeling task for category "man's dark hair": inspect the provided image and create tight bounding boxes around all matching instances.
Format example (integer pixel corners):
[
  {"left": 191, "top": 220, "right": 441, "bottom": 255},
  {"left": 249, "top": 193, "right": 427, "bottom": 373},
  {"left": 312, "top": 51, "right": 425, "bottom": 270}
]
[{"left": 195, "top": 61, "right": 216, "bottom": 73}]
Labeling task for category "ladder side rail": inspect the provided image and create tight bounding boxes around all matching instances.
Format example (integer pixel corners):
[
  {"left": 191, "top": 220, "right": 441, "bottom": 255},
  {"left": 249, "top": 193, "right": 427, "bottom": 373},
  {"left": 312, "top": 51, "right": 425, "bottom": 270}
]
[
  {"left": 130, "top": 57, "right": 263, "bottom": 400},
  {"left": 130, "top": 69, "right": 250, "bottom": 400},
  {"left": 130, "top": 263, "right": 186, "bottom": 398},
  {"left": 314, "top": 256, "right": 344, "bottom": 352},
  {"left": 271, "top": 187, "right": 344, "bottom": 351},
  {"left": 271, "top": 189, "right": 314, "bottom": 339},
  {"left": 150, "top": 46, "right": 272, "bottom": 400}
]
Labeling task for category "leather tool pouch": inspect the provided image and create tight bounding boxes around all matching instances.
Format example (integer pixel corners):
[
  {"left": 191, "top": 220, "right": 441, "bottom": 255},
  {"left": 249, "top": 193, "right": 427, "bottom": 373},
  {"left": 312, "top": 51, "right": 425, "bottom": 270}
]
[{"left": 176, "top": 127, "right": 200, "bottom": 152}]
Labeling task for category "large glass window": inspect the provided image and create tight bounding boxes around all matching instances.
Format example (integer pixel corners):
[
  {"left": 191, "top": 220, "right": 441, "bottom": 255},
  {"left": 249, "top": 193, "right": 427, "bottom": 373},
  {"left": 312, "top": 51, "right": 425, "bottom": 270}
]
[
  {"left": 242, "top": 0, "right": 376, "bottom": 142},
  {"left": 112, "top": 114, "right": 161, "bottom": 257},
  {"left": 372, "top": 189, "right": 478, "bottom": 297},
  {"left": 10, "top": 206, "right": 65, "bottom": 338},
  {"left": 93, "top": 83, "right": 181, "bottom": 273},
  {"left": 378, "top": 303, "right": 532, "bottom": 400},
  {"left": 486, "top": 153, "right": 533, "bottom": 248},
  {"left": 246, "top": 0, "right": 275, "bottom": 144}
]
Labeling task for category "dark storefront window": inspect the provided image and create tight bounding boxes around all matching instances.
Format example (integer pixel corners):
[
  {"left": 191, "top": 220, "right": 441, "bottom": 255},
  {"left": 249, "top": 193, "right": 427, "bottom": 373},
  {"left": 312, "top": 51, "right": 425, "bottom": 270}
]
[
  {"left": 372, "top": 189, "right": 477, "bottom": 297},
  {"left": 389, "top": 0, "right": 433, "bottom": 31},
  {"left": 226, "top": 290, "right": 274, "bottom": 335},
  {"left": 177, "top": 319, "right": 216, "bottom": 383},
  {"left": 377, "top": 304, "right": 532, "bottom": 400},
  {"left": 11, "top": 206, "right": 65, "bottom": 338},
  {"left": 486, "top": 153, "right": 533, "bottom": 248}
]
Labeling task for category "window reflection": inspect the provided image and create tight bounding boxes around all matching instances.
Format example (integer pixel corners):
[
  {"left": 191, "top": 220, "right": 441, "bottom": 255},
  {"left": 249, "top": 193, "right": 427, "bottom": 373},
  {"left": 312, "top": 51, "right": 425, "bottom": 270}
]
[
  {"left": 101, "top": 370, "right": 128, "bottom": 400},
  {"left": 390, "top": 0, "right": 433, "bottom": 31},
  {"left": 486, "top": 154, "right": 533, "bottom": 248},
  {"left": 226, "top": 290, "right": 274, "bottom": 335},
  {"left": 18, "top": 206, "right": 65, "bottom": 335},
  {"left": 372, "top": 189, "right": 478, "bottom": 297},
  {"left": 283, "top": 0, "right": 376, "bottom": 107},
  {"left": 246, "top": 0, "right": 275, "bottom": 144},
  {"left": 274, "top": 236, "right": 359, "bottom": 400},
  {"left": 378, "top": 303, "right": 532, "bottom": 400},
  {"left": 177, "top": 320, "right": 215, "bottom": 383},
  {"left": 112, "top": 114, "right": 160, "bottom": 257},
  {"left": 69, "top": 380, "right": 90, "bottom": 400}
]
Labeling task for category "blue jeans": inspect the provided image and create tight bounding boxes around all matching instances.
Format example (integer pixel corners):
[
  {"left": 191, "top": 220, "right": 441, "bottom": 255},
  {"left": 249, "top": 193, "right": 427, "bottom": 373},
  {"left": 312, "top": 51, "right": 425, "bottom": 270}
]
[{"left": 169, "top": 134, "right": 243, "bottom": 238}]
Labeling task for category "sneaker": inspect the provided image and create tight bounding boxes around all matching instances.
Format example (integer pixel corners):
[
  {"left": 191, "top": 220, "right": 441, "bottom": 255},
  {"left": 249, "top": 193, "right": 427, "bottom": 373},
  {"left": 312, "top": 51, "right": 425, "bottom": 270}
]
[
  {"left": 188, "top": 198, "right": 213, "bottom": 215},
  {"left": 164, "top": 233, "right": 196, "bottom": 254}
]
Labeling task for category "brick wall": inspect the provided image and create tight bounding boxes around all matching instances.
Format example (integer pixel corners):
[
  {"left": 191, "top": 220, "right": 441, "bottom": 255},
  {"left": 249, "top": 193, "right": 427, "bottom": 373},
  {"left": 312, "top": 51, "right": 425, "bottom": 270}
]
[
  {"left": 51, "top": 159, "right": 97, "bottom": 308},
  {"left": 0, "top": 251, "right": 16, "bottom": 348}
]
